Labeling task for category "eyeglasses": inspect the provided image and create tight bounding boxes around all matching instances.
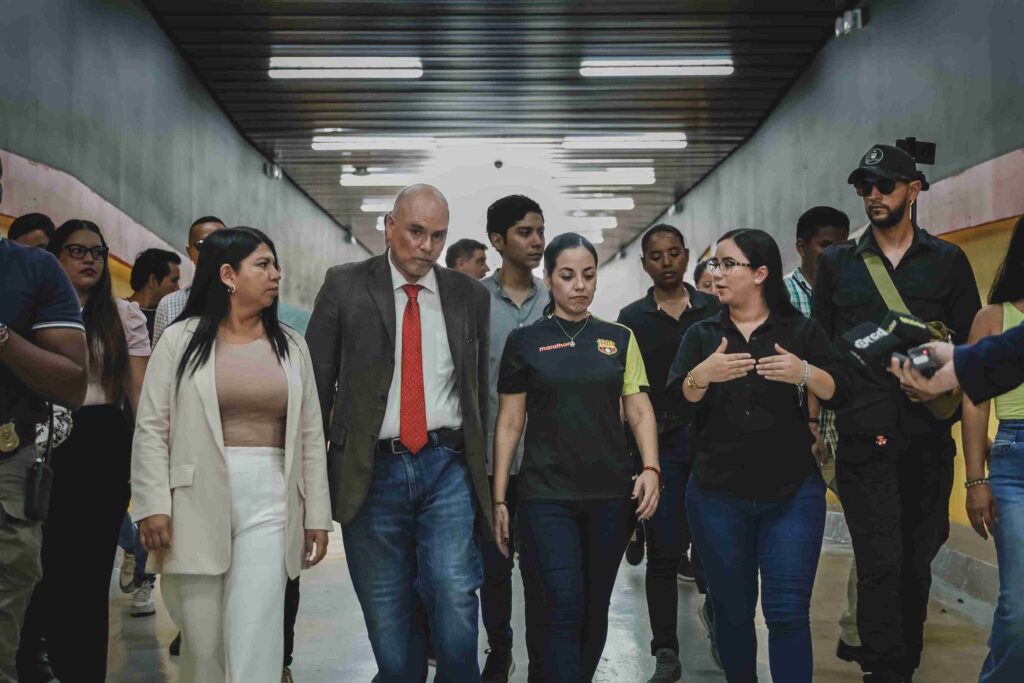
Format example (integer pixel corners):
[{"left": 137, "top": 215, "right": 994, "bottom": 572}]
[
  {"left": 62, "top": 244, "right": 109, "bottom": 261},
  {"left": 853, "top": 176, "right": 900, "bottom": 197},
  {"left": 705, "top": 258, "right": 751, "bottom": 275}
]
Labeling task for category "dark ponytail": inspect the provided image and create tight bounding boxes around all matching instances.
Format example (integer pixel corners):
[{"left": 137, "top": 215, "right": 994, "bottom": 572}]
[{"left": 541, "top": 232, "right": 599, "bottom": 316}]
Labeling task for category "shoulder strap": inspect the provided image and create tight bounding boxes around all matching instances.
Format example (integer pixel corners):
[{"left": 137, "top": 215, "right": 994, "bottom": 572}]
[
  {"left": 43, "top": 403, "right": 55, "bottom": 465},
  {"left": 861, "top": 251, "right": 910, "bottom": 314}
]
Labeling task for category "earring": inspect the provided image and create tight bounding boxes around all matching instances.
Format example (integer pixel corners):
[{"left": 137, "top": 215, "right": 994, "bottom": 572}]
[{"left": 227, "top": 283, "right": 236, "bottom": 295}]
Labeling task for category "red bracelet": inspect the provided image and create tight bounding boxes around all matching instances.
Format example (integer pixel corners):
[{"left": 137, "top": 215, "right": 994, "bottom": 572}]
[{"left": 643, "top": 465, "right": 661, "bottom": 479}]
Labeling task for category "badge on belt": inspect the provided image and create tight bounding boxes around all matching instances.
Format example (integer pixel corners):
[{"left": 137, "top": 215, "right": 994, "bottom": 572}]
[{"left": 0, "top": 422, "right": 21, "bottom": 453}]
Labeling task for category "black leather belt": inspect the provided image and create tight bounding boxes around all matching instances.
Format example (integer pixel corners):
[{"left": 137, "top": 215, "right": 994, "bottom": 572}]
[
  {"left": 0, "top": 421, "right": 35, "bottom": 456},
  {"left": 377, "top": 429, "right": 464, "bottom": 455}
]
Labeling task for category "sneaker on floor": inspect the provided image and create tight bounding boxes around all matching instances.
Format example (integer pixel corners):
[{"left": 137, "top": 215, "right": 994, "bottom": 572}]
[
  {"left": 169, "top": 631, "right": 182, "bottom": 656},
  {"left": 482, "top": 648, "right": 515, "bottom": 682},
  {"left": 647, "top": 648, "right": 682, "bottom": 683},
  {"left": 129, "top": 578, "right": 156, "bottom": 617},
  {"left": 837, "top": 638, "right": 866, "bottom": 665},
  {"left": 118, "top": 549, "right": 137, "bottom": 593},
  {"left": 676, "top": 556, "right": 696, "bottom": 583},
  {"left": 281, "top": 666, "right": 294, "bottom": 683},
  {"left": 625, "top": 522, "right": 646, "bottom": 566}
]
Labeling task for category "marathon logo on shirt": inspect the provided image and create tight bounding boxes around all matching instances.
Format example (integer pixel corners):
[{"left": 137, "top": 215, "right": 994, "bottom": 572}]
[
  {"left": 539, "top": 341, "right": 574, "bottom": 353},
  {"left": 597, "top": 339, "right": 618, "bottom": 356}
]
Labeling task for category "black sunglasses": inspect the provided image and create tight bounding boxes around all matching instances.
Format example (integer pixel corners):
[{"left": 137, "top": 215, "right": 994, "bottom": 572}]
[
  {"left": 853, "top": 176, "right": 901, "bottom": 197},
  {"left": 62, "top": 244, "right": 109, "bottom": 261}
]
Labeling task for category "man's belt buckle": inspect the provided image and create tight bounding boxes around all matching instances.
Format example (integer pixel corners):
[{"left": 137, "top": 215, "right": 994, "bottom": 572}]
[
  {"left": 388, "top": 437, "right": 408, "bottom": 455},
  {"left": 0, "top": 422, "right": 21, "bottom": 453}
]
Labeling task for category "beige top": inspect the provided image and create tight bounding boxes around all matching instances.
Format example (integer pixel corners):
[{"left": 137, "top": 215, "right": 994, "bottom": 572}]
[{"left": 215, "top": 337, "right": 288, "bottom": 448}]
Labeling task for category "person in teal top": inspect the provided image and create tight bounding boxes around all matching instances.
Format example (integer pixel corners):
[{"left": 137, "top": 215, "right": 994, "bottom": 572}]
[
  {"left": 961, "top": 216, "right": 1024, "bottom": 683},
  {"left": 492, "top": 232, "right": 661, "bottom": 682}
]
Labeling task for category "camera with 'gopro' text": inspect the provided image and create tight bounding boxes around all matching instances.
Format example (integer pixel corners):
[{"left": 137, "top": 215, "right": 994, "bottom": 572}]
[{"left": 839, "top": 310, "right": 939, "bottom": 376}]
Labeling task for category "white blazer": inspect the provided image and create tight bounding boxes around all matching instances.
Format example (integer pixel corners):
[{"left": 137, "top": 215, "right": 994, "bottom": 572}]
[{"left": 131, "top": 319, "right": 333, "bottom": 579}]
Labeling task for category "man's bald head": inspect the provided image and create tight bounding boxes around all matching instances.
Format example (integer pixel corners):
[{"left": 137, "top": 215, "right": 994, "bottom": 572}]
[{"left": 386, "top": 184, "right": 451, "bottom": 283}]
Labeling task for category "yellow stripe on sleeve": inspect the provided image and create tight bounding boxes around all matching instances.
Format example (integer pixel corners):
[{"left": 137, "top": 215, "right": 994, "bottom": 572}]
[{"left": 621, "top": 330, "right": 650, "bottom": 397}]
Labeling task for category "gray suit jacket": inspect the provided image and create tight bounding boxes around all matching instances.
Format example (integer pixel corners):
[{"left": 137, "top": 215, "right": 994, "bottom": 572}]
[{"left": 305, "top": 253, "right": 493, "bottom": 533}]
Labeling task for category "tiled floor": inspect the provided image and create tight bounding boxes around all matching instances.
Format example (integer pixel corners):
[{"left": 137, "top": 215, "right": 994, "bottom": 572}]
[{"left": 106, "top": 537, "right": 991, "bottom": 682}]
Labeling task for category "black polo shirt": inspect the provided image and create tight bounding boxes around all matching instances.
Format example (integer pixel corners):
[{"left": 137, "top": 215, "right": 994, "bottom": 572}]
[
  {"left": 0, "top": 238, "right": 84, "bottom": 423},
  {"left": 498, "top": 315, "right": 649, "bottom": 502},
  {"left": 812, "top": 226, "right": 981, "bottom": 437},
  {"left": 617, "top": 284, "right": 720, "bottom": 440},
  {"left": 666, "top": 309, "right": 848, "bottom": 501}
]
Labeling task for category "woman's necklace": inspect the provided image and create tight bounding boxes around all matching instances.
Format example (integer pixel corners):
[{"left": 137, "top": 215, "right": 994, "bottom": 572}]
[{"left": 553, "top": 315, "right": 591, "bottom": 347}]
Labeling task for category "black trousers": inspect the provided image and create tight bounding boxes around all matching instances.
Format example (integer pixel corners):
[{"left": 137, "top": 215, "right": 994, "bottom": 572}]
[
  {"left": 20, "top": 405, "right": 132, "bottom": 682},
  {"left": 836, "top": 432, "right": 955, "bottom": 675},
  {"left": 284, "top": 576, "right": 300, "bottom": 667}
]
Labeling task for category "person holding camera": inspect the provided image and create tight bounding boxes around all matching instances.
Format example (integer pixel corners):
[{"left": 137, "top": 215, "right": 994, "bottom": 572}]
[{"left": 812, "top": 144, "right": 981, "bottom": 682}]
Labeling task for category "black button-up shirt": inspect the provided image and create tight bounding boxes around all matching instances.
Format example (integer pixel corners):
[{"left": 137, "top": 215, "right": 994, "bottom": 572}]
[
  {"left": 617, "top": 284, "right": 720, "bottom": 440},
  {"left": 666, "top": 309, "right": 848, "bottom": 501},
  {"left": 812, "top": 226, "right": 981, "bottom": 437}
]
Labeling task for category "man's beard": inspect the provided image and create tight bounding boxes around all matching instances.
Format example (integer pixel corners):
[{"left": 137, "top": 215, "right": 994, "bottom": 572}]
[{"left": 867, "top": 199, "right": 908, "bottom": 229}]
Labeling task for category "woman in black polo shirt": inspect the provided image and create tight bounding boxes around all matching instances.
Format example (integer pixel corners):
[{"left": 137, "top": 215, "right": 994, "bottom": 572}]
[
  {"left": 667, "top": 229, "right": 847, "bottom": 683},
  {"left": 492, "top": 232, "right": 661, "bottom": 683}
]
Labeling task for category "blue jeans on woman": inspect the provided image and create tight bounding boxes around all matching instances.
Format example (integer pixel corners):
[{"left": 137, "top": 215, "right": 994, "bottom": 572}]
[
  {"left": 518, "top": 496, "right": 635, "bottom": 683},
  {"left": 117, "top": 512, "right": 152, "bottom": 585},
  {"left": 687, "top": 474, "right": 825, "bottom": 683},
  {"left": 980, "top": 419, "right": 1024, "bottom": 682}
]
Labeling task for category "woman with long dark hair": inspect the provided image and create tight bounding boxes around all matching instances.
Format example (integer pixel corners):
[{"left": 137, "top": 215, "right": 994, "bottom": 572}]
[
  {"left": 30, "top": 220, "right": 151, "bottom": 680},
  {"left": 131, "top": 227, "right": 332, "bottom": 683},
  {"left": 962, "top": 217, "right": 1024, "bottom": 682},
  {"left": 492, "top": 232, "right": 661, "bottom": 682},
  {"left": 667, "top": 228, "right": 848, "bottom": 682}
]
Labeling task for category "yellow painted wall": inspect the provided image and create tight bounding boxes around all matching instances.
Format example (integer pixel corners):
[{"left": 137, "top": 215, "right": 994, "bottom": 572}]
[
  {"left": 2, "top": 213, "right": 133, "bottom": 298},
  {"left": 942, "top": 216, "right": 1017, "bottom": 527}
]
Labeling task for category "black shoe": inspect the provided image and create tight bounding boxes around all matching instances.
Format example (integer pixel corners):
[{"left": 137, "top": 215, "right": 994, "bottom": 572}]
[
  {"left": 169, "top": 632, "right": 182, "bottom": 656},
  {"left": 837, "top": 639, "right": 866, "bottom": 665},
  {"left": 676, "top": 556, "right": 696, "bottom": 583},
  {"left": 482, "top": 648, "right": 515, "bottom": 682},
  {"left": 625, "top": 523, "right": 645, "bottom": 566},
  {"left": 862, "top": 672, "right": 905, "bottom": 683},
  {"left": 647, "top": 648, "right": 682, "bottom": 683},
  {"left": 23, "top": 640, "right": 56, "bottom": 683},
  {"left": 698, "top": 599, "right": 722, "bottom": 670}
]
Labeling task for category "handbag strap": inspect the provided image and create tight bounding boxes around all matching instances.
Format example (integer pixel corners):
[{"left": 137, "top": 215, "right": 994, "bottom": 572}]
[
  {"left": 42, "top": 403, "right": 55, "bottom": 465},
  {"left": 861, "top": 251, "right": 910, "bottom": 314}
]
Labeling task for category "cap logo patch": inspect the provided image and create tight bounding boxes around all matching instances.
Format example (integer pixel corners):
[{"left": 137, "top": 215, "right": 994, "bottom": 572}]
[
  {"left": 597, "top": 338, "right": 618, "bottom": 356},
  {"left": 865, "top": 147, "right": 884, "bottom": 165}
]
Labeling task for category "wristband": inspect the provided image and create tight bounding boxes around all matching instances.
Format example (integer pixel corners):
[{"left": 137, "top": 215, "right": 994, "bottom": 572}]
[
  {"left": 965, "top": 478, "right": 989, "bottom": 489},
  {"left": 493, "top": 501, "right": 508, "bottom": 507},
  {"left": 643, "top": 465, "right": 661, "bottom": 479},
  {"left": 808, "top": 417, "right": 820, "bottom": 423}
]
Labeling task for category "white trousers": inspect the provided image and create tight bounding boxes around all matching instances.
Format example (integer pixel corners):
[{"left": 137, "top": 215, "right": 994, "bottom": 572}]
[{"left": 162, "top": 447, "right": 288, "bottom": 683}]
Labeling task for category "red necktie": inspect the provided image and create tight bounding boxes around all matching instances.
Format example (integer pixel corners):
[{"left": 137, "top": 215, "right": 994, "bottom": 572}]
[{"left": 400, "top": 284, "right": 428, "bottom": 454}]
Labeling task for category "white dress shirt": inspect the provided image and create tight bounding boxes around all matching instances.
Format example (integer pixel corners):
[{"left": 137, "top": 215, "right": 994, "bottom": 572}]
[{"left": 378, "top": 253, "right": 462, "bottom": 440}]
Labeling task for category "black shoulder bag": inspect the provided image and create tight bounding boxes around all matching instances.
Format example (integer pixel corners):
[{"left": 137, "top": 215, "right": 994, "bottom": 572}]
[{"left": 25, "top": 406, "right": 55, "bottom": 522}]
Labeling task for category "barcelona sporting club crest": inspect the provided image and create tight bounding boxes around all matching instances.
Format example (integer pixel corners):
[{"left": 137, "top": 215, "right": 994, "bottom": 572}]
[{"left": 597, "top": 339, "right": 618, "bottom": 356}]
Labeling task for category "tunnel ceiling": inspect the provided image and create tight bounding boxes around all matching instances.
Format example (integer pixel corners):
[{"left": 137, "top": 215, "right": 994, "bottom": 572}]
[{"left": 145, "top": 0, "right": 845, "bottom": 258}]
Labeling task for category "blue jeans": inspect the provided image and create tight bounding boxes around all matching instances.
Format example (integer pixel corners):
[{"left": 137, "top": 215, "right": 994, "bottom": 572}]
[
  {"left": 687, "top": 474, "right": 825, "bottom": 683},
  {"left": 980, "top": 419, "right": 1024, "bottom": 682},
  {"left": 343, "top": 441, "right": 482, "bottom": 683},
  {"left": 117, "top": 512, "right": 151, "bottom": 584},
  {"left": 518, "top": 497, "right": 635, "bottom": 683}
]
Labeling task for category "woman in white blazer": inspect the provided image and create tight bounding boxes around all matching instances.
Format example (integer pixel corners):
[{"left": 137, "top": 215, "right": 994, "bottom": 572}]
[{"left": 131, "top": 227, "right": 332, "bottom": 683}]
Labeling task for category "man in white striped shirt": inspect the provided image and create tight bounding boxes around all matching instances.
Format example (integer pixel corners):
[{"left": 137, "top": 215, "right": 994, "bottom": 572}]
[{"left": 151, "top": 216, "right": 224, "bottom": 347}]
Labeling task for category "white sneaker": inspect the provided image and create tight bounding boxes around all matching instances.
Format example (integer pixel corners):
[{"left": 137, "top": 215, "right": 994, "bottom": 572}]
[
  {"left": 130, "top": 579, "right": 156, "bottom": 617},
  {"left": 119, "top": 550, "right": 137, "bottom": 593}
]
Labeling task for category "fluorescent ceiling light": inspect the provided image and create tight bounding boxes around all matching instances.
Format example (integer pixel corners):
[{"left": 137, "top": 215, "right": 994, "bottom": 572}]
[
  {"left": 566, "top": 216, "right": 618, "bottom": 231},
  {"left": 342, "top": 165, "right": 390, "bottom": 174},
  {"left": 360, "top": 200, "right": 394, "bottom": 213},
  {"left": 341, "top": 173, "right": 419, "bottom": 187},
  {"left": 376, "top": 216, "right": 386, "bottom": 231},
  {"left": 562, "top": 133, "right": 687, "bottom": 150},
  {"left": 566, "top": 197, "right": 635, "bottom": 211},
  {"left": 553, "top": 167, "right": 656, "bottom": 186},
  {"left": 269, "top": 57, "right": 423, "bottom": 79},
  {"left": 559, "top": 158, "right": 655, "bottom": 164},
  {"left": 314, "top": 136, "right": 437, "bottom": 151},
  {"left": 580, "top": 58, "right": 734, "bottom": 77},
  {"left": 435, "top": 137, "right": 558, "bottom": 148}
]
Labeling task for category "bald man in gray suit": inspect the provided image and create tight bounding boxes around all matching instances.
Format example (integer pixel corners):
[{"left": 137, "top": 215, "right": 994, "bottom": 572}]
[{"left": 306, "top": 185, "right": 491, "bottom": 682}]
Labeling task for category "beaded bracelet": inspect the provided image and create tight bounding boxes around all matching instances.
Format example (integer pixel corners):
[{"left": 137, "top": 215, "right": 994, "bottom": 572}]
[{"left": 964, "top": 478, "right": 990, "bottom": 489}]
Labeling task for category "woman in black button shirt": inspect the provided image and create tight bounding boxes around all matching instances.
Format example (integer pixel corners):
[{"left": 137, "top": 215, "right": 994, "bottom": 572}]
[
  {"left": 668, "top": 229, "right": 847, "bottom": 683},
  {"left": 492, "top": 232, "right": 661, "bottom": 683}
]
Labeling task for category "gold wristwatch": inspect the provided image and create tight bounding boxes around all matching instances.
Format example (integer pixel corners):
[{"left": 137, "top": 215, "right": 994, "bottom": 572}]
[{"left": 685, "top": 371, "right": 707, "bottom": 390}]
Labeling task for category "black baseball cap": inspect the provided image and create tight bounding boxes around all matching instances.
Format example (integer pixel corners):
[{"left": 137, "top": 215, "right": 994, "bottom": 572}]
[{"left": 847, "top": 144, "right": 920, "bottom": 184}]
